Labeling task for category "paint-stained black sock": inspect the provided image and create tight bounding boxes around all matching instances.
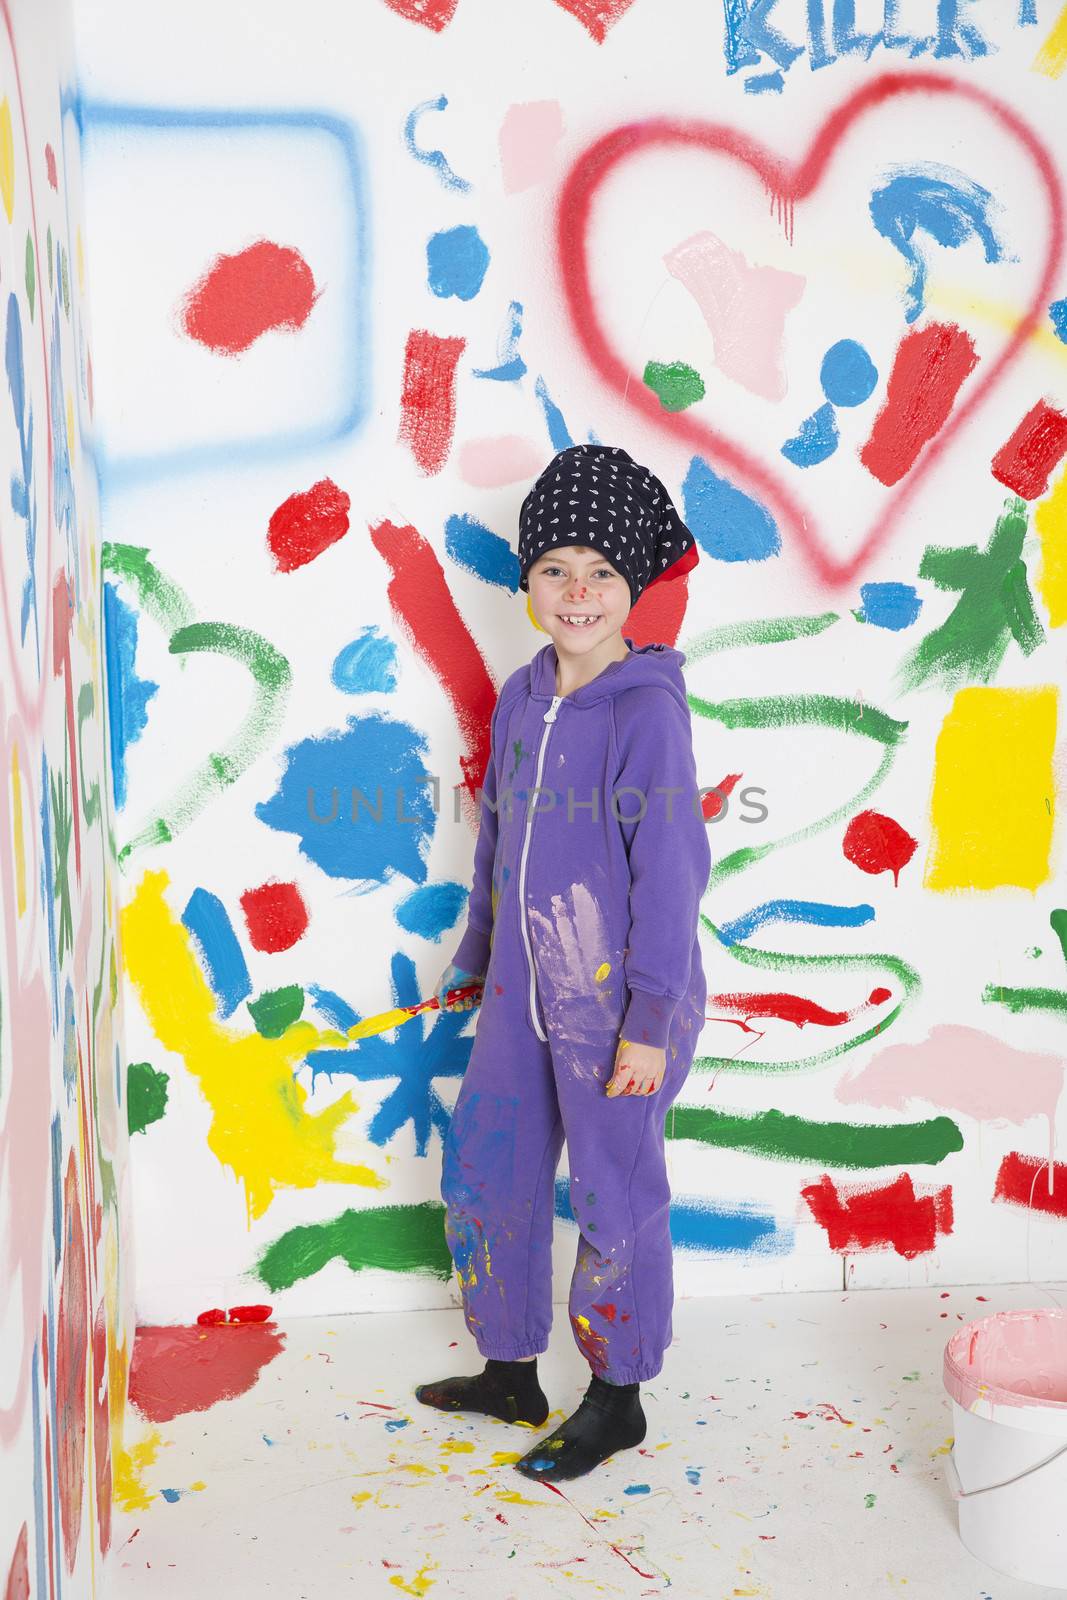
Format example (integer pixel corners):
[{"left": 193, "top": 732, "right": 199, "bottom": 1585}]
[
  {"left": 415, "top": 1357, "right": 550, "bottom": 1426},
  {"left": 514, "top": 1372, "right": 646, "bottom": 1481}
]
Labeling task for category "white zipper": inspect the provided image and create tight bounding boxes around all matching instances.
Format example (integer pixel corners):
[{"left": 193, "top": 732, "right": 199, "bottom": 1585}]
[{"left": 517, "top": 694, "right": 562, "bottom": 1041}]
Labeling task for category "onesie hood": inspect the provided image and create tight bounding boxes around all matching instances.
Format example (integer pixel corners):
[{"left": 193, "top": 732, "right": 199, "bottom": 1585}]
[{"left": 529, "top": 638, "right": 689, "bottom": 713}]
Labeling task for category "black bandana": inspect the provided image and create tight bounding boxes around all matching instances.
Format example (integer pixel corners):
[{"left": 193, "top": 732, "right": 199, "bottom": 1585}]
[{"left": 517, "top": 444, "right": 698, "bottom": 606}]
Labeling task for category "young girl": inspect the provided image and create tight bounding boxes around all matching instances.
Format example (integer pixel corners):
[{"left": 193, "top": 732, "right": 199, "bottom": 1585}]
[{"left": 416, "top": 443, "right": 710, "bottom": 1482}]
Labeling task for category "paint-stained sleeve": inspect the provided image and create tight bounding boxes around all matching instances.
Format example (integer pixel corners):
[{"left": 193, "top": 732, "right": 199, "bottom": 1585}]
[
  {"left": 451, "top": 694, "right": 505, "bottom": 977},
  {"left": 614, "top": 687, "right": 710, "bottom": 1050}
]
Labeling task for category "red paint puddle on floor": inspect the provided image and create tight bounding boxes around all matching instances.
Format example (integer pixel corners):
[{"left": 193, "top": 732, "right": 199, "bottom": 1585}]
[{"left": 129, "top": 1324, "right": 286, "bottom": 1423}]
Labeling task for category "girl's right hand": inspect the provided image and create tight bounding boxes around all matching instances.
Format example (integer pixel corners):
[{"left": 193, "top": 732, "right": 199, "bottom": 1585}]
[{"left": 435, "top": 961, "right": 485, "bottom": 1012}]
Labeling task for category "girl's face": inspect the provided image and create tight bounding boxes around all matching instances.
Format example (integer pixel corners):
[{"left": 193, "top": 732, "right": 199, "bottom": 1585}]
[{"left": 526, "top": 545, "right": 632, "bottom": 655}]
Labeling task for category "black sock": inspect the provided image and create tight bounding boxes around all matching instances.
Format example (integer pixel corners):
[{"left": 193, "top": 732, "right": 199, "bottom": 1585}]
[
  {"left": 514, "top": 1371, "right": 646, "bottom": 1481},
  {"left": 415, "top": 1357, "right": 550, "bottom": 1426}
]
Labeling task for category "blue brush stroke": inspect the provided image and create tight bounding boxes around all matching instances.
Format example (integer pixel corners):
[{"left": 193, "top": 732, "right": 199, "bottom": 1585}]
[
  {"left": 1018, "top": 0, "right": 1037, "bottom": 21},
  {"left": 555, "top": 1177, "right": 792, "bottom": 1255},
  {"left": 395, "top": 881, "right": 467, "bottom": 940},
  {"left": 50, "top": 295, "right": 78, "bottom": 601},
  {"left": 832, "top": 0, "right": 881, "bottom": 57},
  {"left": 181, "top": 888, "right": 252, "bottom": 1019},
  {"left": 683, "top": 456, "right": 780, "bottom": 563},
  {"left": 103, "top": 581, "right": 158, "bottom": 810},
  {"left": 856, "top": 581, "right": 922, "bottom": 630},
  {"left": 40, "top": 753, "right": 58, "bottom": 1029},
  {"left": 718, "top": 899, "right": 875, "bottom": 947},
  {"left": 870, "top": 165, "right": 1006, "bottom": 323},
  {"left": 444, "top": 513, "right": 520, "bottom": 591},
  {"left": 932, "top": 0, "right": 991, "bottom": 58},
  {"left": 304, "top": 950, "right": 473, "bottom": 1156},
  {"left": 427, "top": 224, "right": 490, "bottom": 301},
  {"left": 331, "top": 626, "right": 398, "bottom": 694},
  {"left": 535, "top": 375, "right": 575, "bottom": 451},
  {"left": 62, "top": 981, "right": 77, "bottom": 1102},
  {"left": 308, "top": 985, "right": 359, "bottom": 1033},
  {"left": 472, "top": 300, "right": 526, "bottom": 381},
  {"left": 624, "top": 1484, "right": 651, "bottom": 1495},
  {"left": 820, "top": 339, "right": 878, "bottom": 407},
  {"left": 1050, "top": 299, "right": 1067, "bottom": 345},
  {"left": 744, "top": 70, "right": 784, "bottom": 92},
  {"left": 402, "top": 93, "right": 471, "bottom": 192},
  {"left": 73, "top": 96, "right": 371, "bottom": 496},
  {"left": 781, "top": 402, "right": 839, "bottom": 467},
  {"left": 256, "top": 716, "right": 435, "bottom": 886},
  {"left": 728, "top": 0, "right": 805, "bottom": 72}
]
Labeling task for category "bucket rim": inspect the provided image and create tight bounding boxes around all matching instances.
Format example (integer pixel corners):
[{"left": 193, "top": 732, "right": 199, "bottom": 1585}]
[{"left": 944, "top": 1307, "right": 1067, "bottom": 1416}]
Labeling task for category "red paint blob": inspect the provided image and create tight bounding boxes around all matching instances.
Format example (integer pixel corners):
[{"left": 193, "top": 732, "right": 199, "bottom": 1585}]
[
  {"left": 267, "top": 479, "right": 351, "bottom": 573},
  {"left": 44, "top": 144, "right": 58, "bottom": 190},
  {"left": 842, "top": 809, "right": 917, "bottom": 886},
  {"left": 592, "top": 1301, "right": 617, "bottom": 1322},
  {"left": 240, "top": 882, "right": 310, "bottom": 953},
  {"left": 227, "top": 1304, "right": 274, "bottom": 1324},
  {"left": 860, "top": 322, "right": 978, "bottom": 487},
  {"left": 801, "top": 1172, "right": 954, "bottom": 1259},
  {"left": 994, "top": 1152, "right": 1067, "bottom": 1217},
  {"left": 551, "top": 0, "right": 637, "bottom": 41},
  {"left": 397, "top": 329, "right": 466, "bottom": 475},
  {"left": 196, "top": 1308, "right": 227, "bottom": 1326},
  {"left": 991, "top": 399, "right": 1067, "bottom": 500},
  {"left": 180, "top": 240, "right": 319, "bottom": 355},
  {"left": 57, "top": 1153, "right": 87, "bottom": 1574},
  {"left": 383, "top": 0, "right": 458, "bottom": 27},
  {"left": 701, "top": 773, "right": 741, "bottom": 822},
  {"left": 92, "top": 1309, "right": 112, "bottom": 1555},
  {"left": 129, "top": 1324, "right": 286, "bottom": 1423}
]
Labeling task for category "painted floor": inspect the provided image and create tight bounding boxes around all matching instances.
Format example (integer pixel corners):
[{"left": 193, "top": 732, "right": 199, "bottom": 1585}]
[{"left": 111, "top": 1280, "right": 1067, "bottom": 1599}]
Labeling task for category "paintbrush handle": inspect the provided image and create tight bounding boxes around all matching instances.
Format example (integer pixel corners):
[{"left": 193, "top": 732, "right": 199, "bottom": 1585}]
[{"left": 442, "top": 981, "right": 484, "bottom": 1009}]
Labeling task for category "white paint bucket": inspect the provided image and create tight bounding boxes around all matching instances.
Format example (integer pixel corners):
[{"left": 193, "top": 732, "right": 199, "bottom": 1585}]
[{"left": 943, "top": 1307, "right": 1067, "bottom": 1589}]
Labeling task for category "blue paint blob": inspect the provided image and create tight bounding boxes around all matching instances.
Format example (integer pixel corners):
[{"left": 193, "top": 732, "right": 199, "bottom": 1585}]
[
  {"left": 869, "top": 165, "right": 1006, "bottom": 323},
  {"left": 445, "top": 513, "right": 520, "bottom": 591},
  {"left": 781, "top": 402, "right": 839, "bottom": 467},
  {"left": 385, "top": 1418, "right": 410, "bottom": 1432},
  {"left": 103, "top": 581, "right": 158, "bottom": 810},
  {"left": 856, "top": 581, "right": 923, "bottom": 631},
  {"left": 1050, "top": 299, "right": 1067, "bottom": 346},
  {"left": 181, "top": 888, "right": 252, "bottom": 1019},
  {"left": 160, "top": 1489, "right": 182, "bottom": 1503},
  {"left": 682, "top": 456, "right": 780, "bottom": 563},
  {"left": 624, "top": 1483, "right": 651, "bottom": 1495},
  {"left": 686, "top": 1467, "right": 702, "bottom": 1485},
  {"left": 331, "top": 626, "right": 398, "bottom": 695},
  {"left": 257, "top": 716, "right": 435, "bottom": 886},
  {"left": 427, "top": 225, "right": 490, "bottom": 301},
  {"left": 820, "top": 339, "right": 878, "bottom": 406},
  {"left": 395, "top": 881, "right": 467, "bottom": 941}
]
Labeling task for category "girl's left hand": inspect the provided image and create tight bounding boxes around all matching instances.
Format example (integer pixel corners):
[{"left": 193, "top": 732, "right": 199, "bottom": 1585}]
[{"left": 606, "top": 1038, "right": 667, "bottom": 1097}]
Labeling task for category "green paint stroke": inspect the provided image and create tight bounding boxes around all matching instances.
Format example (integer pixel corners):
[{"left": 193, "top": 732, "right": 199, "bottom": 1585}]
[
  {"left": 101, "top": 543, "right": 196, "bottom": 635},
  {"left": 643, "top": 359, "right": 705, "bottom": 412},
  {"left": 118, "top": 622, "right": 291, "bottom": 866},
  {"left": 667, "top": 1104, "right": 962, "bottom": 1166},
  {"left": 691, "top": 914, "right": 921, "bottom": 1074},
  {"left": 76, "top": 682, "right": 101, "bottom": 826},
  {"left": 896, "top": 497, "right": 1043, "bottom": 694},
  {"left": 256, "top": 1202, "right": 453, "bottom": 1292},
  {"left": 1050, "top": 910, "right": 1067, "bottom": 968},
  {"left": 51, "top": 758, "right": 74, "bottom": 965},
  {"left": 248, "top": 985, "right": 304, "bottom": 1040},
  {"left": 127, "top": 1060, "right": 170, "bottom": 1135},
  {"left": 25, "top": 232, "right": 35, "bottom": 321},
  {"left": 46, "top": 224, "right": 53, "bottom": 292},
  {"left": 680, "top": 611, "right": 841, "bottom": 664},
  {"left": 983, "top": 984, "right": 1067, "bottom": 1019}
]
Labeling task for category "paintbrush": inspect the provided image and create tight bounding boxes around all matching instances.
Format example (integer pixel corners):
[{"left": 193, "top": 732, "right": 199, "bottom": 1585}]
[{"left": 346, "top": 981, "right": 485, "bottom": 1041}]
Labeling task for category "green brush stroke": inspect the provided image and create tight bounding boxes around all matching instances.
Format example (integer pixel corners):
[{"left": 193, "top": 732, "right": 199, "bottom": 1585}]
[
  {"left": 248, "top": 985, "right": 305, "bottom": 1040},
  {"left": 895, "top": 497, "right": 1043, "bottom": 693},
  {"left": 1050, "top": 910, "right": 1067, "bottom": 968},
  {"left": 76, "top": 682, "right": 101, "bottom": 827},
  {"left": 127, "top": 1061, "right": 170, "bottom": 1135},
  {"left": 25, "top": 233, "right": 35, "bottom": 321},
  {"left": 643, "top": 359, "right": 705, "bottom": 411},
  {"left": 118, "top": 621, "right": 291, "bottom": 866},
  {"left": 101, "top": 543, "right": 195, "bottom": 635},
  {"left": 667, "top": 1105, "right": 962, "bottom": 1166},
  {"left": 256, "top": 1202, "right": 453, "bottom": 1291},
  {"left": 983, "top": 984, "right": 1067, "bottom": 1019},
  {"left": 51, "top": 756, "right": 74, "bottom": 966},
  {"left": 690, "top": 913, "right": 921, "bottom": 1074},
  {"left": 680, "top": 611, "right": 841, "bottom": 663}
]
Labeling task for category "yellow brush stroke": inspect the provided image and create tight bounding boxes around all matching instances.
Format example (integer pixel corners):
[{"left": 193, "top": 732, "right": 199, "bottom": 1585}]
[
  {"left": 924, "top": 687, "right": 1058, "bottom": 891},
  {"left": 113, "top": 1429, "right": 164, "bottom": 1512},
  {"left": 389, "top": 1564, "right": 438, "bottom": 1597},
  {"left": 121, "top": 869, "right": 386, "bottom": 1222},
  {"left": 1036, "top": 462, "right": 1067, "bottom": 628},
  {"left": 1033, "top": 2, "right": 1067, "bottom": 76},
  {"left": 0, "top": 99, "right": 13, "bottom": 223},
  {"left": 347, "top": 1006, "right": 413, "bottom": 1041},
  {"left": 11, "top": 745, "right": 26, "bottom": 915}
]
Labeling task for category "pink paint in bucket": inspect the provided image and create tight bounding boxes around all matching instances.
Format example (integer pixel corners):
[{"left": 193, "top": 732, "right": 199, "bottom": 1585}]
[{"left": 943, "top": 1307, "right": 1067, "bottom": 1588}]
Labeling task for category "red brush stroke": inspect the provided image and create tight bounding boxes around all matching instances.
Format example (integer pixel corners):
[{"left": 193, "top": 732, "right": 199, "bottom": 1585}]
[
  {"left": 398, "top": 330, "right": 466, "bottom": 475},
  {"left": 993, "top": 1152, "right": 1067, "bottom": 1218},
  {"left": 180, "top": 240, "right": 319, "bottom": 355},
  {"left": 551, "top": 0, "right": 638, "bottom": 40},
  {"left": 57, "top": 1153, "right": 87, "bottom": 1573},
  {"left": 801, "top": 1172, "right": 953, "bottom": 1258},
  {"left": 370, "top": 519, "right": 496, "bottom": 814},
  {"left": 702, "top": 771, "right": 741, "bottom": 822},
  {"left": 708, "top": 986, "right": 891, "bottom": 1030},
  {"left": 92, "top": 1309, "right": 112, "bottom": 1556},
  {"left": 383, "top": 0, "right": 458, "bottom": 27},
  {"left": 267, "top": 478, "right": 351, "bottom": 572},
  {"left": 555, "top": 74, "right": 1064, "bottom": 589},
  {"left": 592, "top": 1301, "right": 617, "bottom": 1322},
  {"left": 129, "top": 1324, "right": 286, "bottom": 1423},
  {"left": 4, "top": 1525, "right": 30, "bottom": 1600},
  {"left": 991, "top": 399, "right": 1067, "bottom": 499},
  {"left": 859, "top": 323, "right": 978, "bottom": 487},
  {"left": 842, "top": 809, "right": 917, "bottom": 886},
  {"left": 240, "top": 881, "right": 309, "bottom": 951},
  {"left": 44, "top": 143, "right": 57, "bottom": 190}
]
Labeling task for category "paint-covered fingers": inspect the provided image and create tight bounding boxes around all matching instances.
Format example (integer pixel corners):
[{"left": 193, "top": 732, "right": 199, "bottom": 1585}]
[
  {"left": 435, "top": 961, "right": 485, "bottom": 1011},
  {"left": 605, "top": 1040, "right": 667, "bottom": 1096}
]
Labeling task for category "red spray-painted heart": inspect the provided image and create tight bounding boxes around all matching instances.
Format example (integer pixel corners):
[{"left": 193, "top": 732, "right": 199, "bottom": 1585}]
[{"left": 555, "top": 72, "right": 1064, "bottom": 591}]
